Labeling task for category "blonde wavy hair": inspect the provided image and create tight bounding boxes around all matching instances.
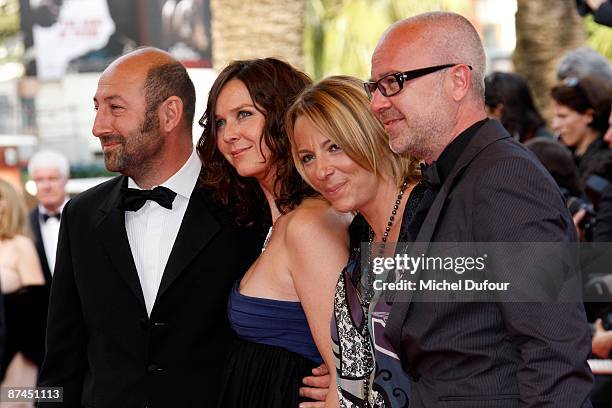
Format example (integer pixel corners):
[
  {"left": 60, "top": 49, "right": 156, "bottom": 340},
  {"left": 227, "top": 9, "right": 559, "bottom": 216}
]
[
  {"left": 0, "top": 179, "right": 28, "bottom": 240},
  {"left": 286, "top": 75, "right": 420, "bottom": 188}
]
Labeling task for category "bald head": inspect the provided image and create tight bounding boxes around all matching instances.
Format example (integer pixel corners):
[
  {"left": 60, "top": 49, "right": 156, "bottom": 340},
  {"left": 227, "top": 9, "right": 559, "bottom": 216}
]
[
  {"left": 93, "top": 47, "right": 197, "bottom": 186},
  {"left": 369, "top": 12, "right": 488, "bottom": 161},
  {"left": 105, "top": 47, "right": 176, "bottom": 74},
  {"left": 104, "top": 47, "right": 196, "bottom": 131},
  {"left": 375, "top": 12, "right": 486, "bottom": 101}
]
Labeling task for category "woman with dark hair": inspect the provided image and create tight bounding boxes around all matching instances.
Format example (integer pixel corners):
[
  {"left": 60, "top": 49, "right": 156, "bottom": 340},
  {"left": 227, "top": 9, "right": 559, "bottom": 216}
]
[
  {"left": 551, "top": 75, "right": 612, "bottom": 180},
  {"left": 484, "top": 71, "right": 552, "bottom": 142},
  {"left": 197, "top": 58, "right": 349, "bottom": 407}
]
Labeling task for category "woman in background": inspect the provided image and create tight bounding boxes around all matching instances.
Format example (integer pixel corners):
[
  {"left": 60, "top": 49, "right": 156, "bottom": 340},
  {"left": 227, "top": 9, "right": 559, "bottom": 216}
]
[
  {"left": 484, "top": 71, "right": 553, "bottom": 142},
  {"left": 286, "top": 76, "right": 422, "bottom": 407},
  {"left": 0, "top": 179, "right": 46, "bottom": 408},
  {"left": 551, "top": 75, "right": 611, "bottom": 181},
  {"left": 197, "top": 59, "right": 349, "bottom": 407}
]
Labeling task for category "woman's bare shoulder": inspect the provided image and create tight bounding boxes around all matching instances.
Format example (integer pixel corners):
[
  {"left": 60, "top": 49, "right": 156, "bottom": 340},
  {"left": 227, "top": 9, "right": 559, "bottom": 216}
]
[
  {"left": 283, "top": 198, "right": 352, "bottom": 238},
  {"left": 10, "top": 235, "right": 36, "bottom": 252}
]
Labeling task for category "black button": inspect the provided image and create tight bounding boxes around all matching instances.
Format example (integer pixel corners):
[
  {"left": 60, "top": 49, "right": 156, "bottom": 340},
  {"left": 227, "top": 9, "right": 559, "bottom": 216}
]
[
  {"left": 152, "top": 322, "right": 167, "bottom": 328},
  {"left": 139, "top": 318, "right": 149, "bottom": 330}
]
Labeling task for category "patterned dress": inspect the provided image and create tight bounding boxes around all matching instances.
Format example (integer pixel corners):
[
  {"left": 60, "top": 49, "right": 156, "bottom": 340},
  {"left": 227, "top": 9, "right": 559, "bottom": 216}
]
[{"left": 331, "top": 184, "right": 425, "bottom": 407}]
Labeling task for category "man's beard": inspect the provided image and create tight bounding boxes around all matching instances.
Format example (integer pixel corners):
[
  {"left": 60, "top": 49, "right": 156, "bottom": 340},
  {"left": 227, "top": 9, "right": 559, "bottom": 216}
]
[
  {"left": 389, "top": 113, "right": 451, "bottom": 161},
  {"left": 387, "top": 92, "right": 455, "bottom": 161},
  {"left": 101, "top": 128, "right": 163, "bottom": 175},
  {"left": 101, "top": 112, "right": 162, "bottom": 175}
]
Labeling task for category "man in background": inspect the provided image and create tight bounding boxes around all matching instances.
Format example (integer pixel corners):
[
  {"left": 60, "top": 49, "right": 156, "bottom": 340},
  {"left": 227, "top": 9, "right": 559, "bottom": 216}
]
[{"left": 28, "top": 150, "right": 70, "bottom": 285}]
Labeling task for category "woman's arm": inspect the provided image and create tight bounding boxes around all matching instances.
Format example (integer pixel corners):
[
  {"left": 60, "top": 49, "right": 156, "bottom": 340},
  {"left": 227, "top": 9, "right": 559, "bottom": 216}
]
[{"left": 285, "top": 207, "right": 351, "bottom": 408}]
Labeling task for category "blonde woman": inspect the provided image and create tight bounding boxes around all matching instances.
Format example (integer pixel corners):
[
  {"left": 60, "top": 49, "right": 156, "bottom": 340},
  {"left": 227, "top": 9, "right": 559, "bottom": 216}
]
[
  {"left": 0, "top": 179, "right": 46, "bottom": 408},
  {"left": 286, "top": 76, "right": 423, "bottom": 407}
]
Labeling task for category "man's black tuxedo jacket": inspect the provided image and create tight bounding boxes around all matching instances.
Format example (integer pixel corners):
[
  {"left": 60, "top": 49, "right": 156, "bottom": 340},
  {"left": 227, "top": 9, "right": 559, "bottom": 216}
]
[
  {"left": 38, "top": 175, "right": 262, "bottom": 407},
  {"left": 29, "top": 207, "right": 53, "bottom": 286},
  {"left": 386, "top": 120, "right": 593, "bottom": 407}
]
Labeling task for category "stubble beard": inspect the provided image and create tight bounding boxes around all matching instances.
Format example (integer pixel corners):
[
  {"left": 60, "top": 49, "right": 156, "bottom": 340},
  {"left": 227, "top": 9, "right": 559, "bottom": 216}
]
[
  {"left": 103, "top": 140, "right": 127, "bottom": 173},
  {"left": 388, "top": 88, "right": 455, "bottom": 162},
  {"left": 390, "top": 113, "right": 453, "bottom": 161},
  {"left": 104, "top": 111, "right": 164, "bottom": 177},
  {"left": 389, "top": 123, "right": 435, "bottom": 160},
  {"left": 103, "top": 120, "right": 164, "bottom": 177}
]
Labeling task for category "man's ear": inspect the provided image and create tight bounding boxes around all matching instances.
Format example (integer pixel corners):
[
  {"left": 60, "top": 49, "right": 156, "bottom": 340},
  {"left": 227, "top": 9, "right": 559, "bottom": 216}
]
[
  {"left": 159, "top": 96, "right": 184, "bottom": 132},
  {"left": 449, "top": 64, "right": 472, "bottom": 102}
]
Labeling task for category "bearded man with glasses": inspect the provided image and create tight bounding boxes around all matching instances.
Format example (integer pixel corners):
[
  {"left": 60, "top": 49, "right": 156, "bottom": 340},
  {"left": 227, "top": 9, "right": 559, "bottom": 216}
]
[{"left": 366, "top": 11, "right": 594, "bottom": 408}]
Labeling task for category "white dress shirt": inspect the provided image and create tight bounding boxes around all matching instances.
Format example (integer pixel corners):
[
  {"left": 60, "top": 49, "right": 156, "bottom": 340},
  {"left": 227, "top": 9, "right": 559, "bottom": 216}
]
[
  {"left": 125, "top": 148, "right": 200, "bottom": 316},
  {"left": 39, "top": 198, "right": 69, "bottom": 276}
]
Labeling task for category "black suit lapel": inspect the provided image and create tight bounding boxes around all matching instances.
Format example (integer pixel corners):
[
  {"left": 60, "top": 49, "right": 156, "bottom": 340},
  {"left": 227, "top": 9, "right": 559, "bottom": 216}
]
[
  {"left": 386, "top": 120, "right": 511, "bottom": 349},
  {"left": 415, "top": 121, "right": 510, "bottom": 244},
  {"left": 30, "top": 207, "right": 43, "bottom": 243},
  {"left": 155, "top": 186, "right": 220, "bottom": 301},
  {"left": 30, "top": 208, "right": 52, "bottom": 284},
  {"left": 96, "top": 176, "right": 146, "bottom": 311}
]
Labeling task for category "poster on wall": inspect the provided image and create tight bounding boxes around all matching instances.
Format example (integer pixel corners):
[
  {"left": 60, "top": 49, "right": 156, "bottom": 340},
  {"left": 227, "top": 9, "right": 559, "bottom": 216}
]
[{"left": 20, "top": 0, "right": 212, "bottom": 80}]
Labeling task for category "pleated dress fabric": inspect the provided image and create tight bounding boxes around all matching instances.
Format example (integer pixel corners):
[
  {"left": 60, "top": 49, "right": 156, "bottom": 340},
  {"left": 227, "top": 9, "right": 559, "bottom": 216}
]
[{"left": 217, "top": 282, "right": 323, "bottom": 408}]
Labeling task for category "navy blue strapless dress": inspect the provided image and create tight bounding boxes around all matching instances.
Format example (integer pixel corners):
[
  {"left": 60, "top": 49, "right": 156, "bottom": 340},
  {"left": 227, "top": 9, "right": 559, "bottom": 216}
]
[{"left": 217, "top": 282, "right": 323, "bottom": 408}]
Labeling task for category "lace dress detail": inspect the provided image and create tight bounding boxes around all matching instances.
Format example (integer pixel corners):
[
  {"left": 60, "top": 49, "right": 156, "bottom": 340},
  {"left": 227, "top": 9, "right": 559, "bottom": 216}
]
[{"left": 334, "top": 267, "right": 376, "bottom": 406}]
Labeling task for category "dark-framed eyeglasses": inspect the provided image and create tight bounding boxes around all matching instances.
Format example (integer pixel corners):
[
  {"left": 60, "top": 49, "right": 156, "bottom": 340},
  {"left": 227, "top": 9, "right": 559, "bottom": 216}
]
[{"left": 363, "top": 63, "right": 472, "bottom": 100}]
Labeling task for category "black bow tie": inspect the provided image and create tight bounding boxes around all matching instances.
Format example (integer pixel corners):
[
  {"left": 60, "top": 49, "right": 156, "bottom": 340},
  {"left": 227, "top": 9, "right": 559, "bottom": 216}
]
[
  {"left": 119, "top": 186, "right": 177, "bottom": 211},
  {"left": 42, "top": 213, "right": 61, "bottom": 222},
  {"left": 420, "top": 162, "right": 441, "bottom": 189}
]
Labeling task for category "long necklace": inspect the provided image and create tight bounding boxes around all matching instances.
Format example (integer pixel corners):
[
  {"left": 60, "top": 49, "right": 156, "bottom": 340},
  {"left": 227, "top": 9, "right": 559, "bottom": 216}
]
[
  {"left": 359, "top": 180, "right": 409, "bottom": 406},
  {"left": 361, "top": 180, "right": 409, "bottom": 306},
  {"left": 369, "top": 180, "right": 409, "bottom": 252}
]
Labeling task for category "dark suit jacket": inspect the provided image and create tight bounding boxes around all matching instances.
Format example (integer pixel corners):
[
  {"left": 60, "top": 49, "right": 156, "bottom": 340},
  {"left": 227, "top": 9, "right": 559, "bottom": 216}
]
[
  {"left": 29, "top": 207, "right": 53, "bottom": 286},
  {"left": 594, "top": 183, "right": 612, "bottom": 242},
  {"left": 594, "top": 0, "right": 612, "bottom": 27},
  {"left": 386, "top": 120, "right": 593, "bottom": 407},
  {"left": 38, "top": 175, "right": 262, "bottom": 407}
]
